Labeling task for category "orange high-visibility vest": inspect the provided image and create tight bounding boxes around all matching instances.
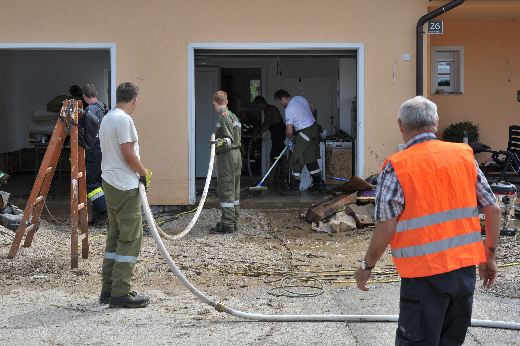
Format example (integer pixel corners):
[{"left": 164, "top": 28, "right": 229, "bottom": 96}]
[{"left": 385, "top": 140, "right": 486, "bottom": 278}]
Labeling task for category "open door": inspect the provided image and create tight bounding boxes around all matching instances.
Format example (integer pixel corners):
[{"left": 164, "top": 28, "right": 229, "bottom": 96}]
[{"left": 195, "top": 67, "right": 219, "bottom": 177}]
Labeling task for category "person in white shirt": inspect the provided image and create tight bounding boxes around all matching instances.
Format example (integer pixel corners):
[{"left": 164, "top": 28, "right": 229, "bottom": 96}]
[
  {"left": 98, "top": 81, "right": 151, "bottom": 308},
  {"left": 274, "top": 89, "right": 324, "bottom": 194}
]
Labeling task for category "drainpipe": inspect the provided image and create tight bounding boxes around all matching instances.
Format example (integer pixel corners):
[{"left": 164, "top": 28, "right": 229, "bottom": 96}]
[{"left": 416, "top": 0, "right": 465, "bottom": 96}]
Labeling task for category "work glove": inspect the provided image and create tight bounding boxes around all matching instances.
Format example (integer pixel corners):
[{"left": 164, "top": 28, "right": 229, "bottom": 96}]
[
  {"left": 139, "top": 169, "right": 152, "bottom": 192},
  {"left": 284, "top": 138, "right": 294, "bottom": 152},
  {"left": 209, "top": 138, "right": 231, "bottom": 148}
]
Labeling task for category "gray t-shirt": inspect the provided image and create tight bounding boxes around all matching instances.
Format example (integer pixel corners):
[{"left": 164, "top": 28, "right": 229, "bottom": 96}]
[{"left": 99, "top": 108, "right": 140, "bottom": 190}]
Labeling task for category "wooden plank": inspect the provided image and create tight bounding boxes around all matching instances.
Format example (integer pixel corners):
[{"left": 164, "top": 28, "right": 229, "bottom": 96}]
[
  {"left": 345, "top": 204, "right": 375, "bottom": 228},
  {"left": 330, "top": 176, "right": 374, "bottom": 195},
  {"left": 70, "top": 100, "right": 79, "bottom": 269},
  {"left": 78, "top": 139, "right": 89, "bottom": 259},
  {"left": 305, "top": 193, "right": 357, "bottom": 223}
]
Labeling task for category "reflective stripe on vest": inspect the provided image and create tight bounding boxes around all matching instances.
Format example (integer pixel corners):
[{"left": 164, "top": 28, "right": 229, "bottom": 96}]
[
  {"left": 87, "top": 187, "right": 104, "bottom": 201},
  {"left": 396, "top": 207, "right": 479, "bottom": 233},
  {"left": 392, "top": 231, "right": 482, "bottom": 259},
  {"left": 387, "top": 140, "right": 485, "bottom": 278}
]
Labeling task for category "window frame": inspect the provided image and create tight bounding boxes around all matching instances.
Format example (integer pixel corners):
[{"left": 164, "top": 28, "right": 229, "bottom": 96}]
[{"left": 431, "top": 45, "right": 464, "bottom": 95}]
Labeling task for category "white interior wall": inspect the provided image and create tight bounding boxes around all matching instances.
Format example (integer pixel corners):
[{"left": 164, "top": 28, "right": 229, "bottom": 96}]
[
  {"left": 339, "top": 57, "right": 357, "bottom": 135},
  {"left": 0, "top": 49, "right": 110, "bottom": 154}
]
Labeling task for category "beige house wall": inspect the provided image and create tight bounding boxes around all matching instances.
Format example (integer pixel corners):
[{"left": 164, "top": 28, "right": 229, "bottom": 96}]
[
  {"left": 0, "top": 0, "right": 430, "bottom": 204},
  {"left": 430, "top": 22, "right": 520, "bottom": 153}
]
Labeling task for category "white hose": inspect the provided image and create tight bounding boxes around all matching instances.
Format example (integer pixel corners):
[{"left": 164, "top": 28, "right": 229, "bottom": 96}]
[
  {"left": 156, "top": 134, "right": 216, "bottom": 240},
  {"left": 139, "top": 185, "right": 520, "bottom": 329}
]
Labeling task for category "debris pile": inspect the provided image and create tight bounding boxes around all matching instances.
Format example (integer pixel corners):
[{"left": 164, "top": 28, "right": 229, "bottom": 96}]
[
  {"left": 0, "top": 191, "right": 23, "bottom": 231},
  {"left": 304, "top": 176, "right": 376, "bottom": 233}
]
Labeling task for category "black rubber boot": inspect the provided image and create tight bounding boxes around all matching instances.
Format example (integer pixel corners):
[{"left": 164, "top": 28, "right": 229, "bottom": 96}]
[
  {"left": 209, "top": 222, "right": 235, "bottom": 234},
  {"left": 109, "top": 291, "right": 149, "bottom": 308},
  {"left": 89, "top": 211, "right": 108, "bottom": 226},
  {"left": 280, "top": 179, "right": 301, "bottom": 196},
  {"left": 99, "top": 291, "right": 111, "bottom": 304},
  {"left": 308, "top": 174, "right": 325, "bottom": 192}
]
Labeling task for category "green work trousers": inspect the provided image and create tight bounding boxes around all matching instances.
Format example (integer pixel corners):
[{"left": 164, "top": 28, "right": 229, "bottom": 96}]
[
  {"left": 216, "top": 148, "right": 242, "bottom": 227},
  {"left": 101, "top": 180, "right": 143, "bottom": 297},
  {"left": 290, "top": 123, "right": 321, "bottom": 176}
]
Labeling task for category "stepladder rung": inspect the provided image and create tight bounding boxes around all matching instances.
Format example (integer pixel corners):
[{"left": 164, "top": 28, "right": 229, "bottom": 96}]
[
  {"left": 25, "top": 224, "right": 35, "bottom": 234},
  {"left": 77, "top": 203, "right": 85, "bottom": 211},
  {"left": 34, "top": 196, "right": 46, "bottom": 205}
]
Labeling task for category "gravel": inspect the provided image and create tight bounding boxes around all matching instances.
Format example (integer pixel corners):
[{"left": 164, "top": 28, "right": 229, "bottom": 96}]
[{"left": 0, "top": 209, "right": 519, "bottom": 345}]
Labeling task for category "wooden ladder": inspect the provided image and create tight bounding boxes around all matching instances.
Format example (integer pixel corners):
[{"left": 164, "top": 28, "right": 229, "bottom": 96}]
[{"left": 8, "top": 99, "right": 89, "bottom": 269}]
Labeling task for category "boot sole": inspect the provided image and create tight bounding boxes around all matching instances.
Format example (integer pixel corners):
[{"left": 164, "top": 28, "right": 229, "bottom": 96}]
[
  {"left": 109, "top": 301, "right": 149, "bottom": 308},
  {"left": 99, "top": 298, "right": 111, "bottom": 304}
]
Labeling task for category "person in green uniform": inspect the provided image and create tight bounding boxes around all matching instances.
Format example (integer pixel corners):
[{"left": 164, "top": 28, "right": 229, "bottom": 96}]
[{"left": 209, "top": 91, "right": 242, "bottom": 234}]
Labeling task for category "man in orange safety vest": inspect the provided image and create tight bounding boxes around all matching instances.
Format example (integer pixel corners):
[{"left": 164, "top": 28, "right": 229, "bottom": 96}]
[{"left": 355, "top": 96, "right": 500, "bottom": 345}]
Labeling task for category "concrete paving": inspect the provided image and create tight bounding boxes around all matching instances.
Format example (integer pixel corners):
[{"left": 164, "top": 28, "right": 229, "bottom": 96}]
[{"left": 1, "top": 281, "right": 519, "bottom": 345}]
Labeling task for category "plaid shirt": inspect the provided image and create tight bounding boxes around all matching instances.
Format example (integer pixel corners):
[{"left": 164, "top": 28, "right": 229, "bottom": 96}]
[{"left": 374, "top": 133, "right": 496, "bottom": 222}]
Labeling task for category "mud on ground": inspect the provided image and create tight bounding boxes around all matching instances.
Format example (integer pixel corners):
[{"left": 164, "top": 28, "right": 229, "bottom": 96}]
[{"left": 0, "top": 209, "right": 519, "bottom": 345}]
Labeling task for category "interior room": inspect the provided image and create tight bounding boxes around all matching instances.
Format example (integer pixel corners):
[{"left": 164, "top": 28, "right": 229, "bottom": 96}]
[
  {"left": 194, "top": 50, "right": 358, "bottom": 193},
  {"left": 0, "top": 49, "right": 111, "bottom": 201}
]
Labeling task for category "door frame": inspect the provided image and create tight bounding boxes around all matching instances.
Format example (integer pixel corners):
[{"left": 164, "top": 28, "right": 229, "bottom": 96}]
[
  {"left": 188, "top": 43, "right": 365, "bottom": 204},
  {"left": 0, "top": 42, "right": 117, "bottom": 107}
]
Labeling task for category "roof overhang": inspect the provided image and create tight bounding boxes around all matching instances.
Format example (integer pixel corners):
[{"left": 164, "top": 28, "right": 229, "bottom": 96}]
[{"left": 429, "top": 0, "right": 520, "bottom": 22}]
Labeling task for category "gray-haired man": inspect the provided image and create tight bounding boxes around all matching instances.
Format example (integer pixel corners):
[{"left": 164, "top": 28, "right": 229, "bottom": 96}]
[{"left": 354, "top": 96, "right": 500, "bottom": 345}]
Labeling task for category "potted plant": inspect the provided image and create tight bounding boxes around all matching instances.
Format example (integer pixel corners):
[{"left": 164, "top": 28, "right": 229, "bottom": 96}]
[{"left": 442, "top": 121, "right": 479, "bottom": 143}]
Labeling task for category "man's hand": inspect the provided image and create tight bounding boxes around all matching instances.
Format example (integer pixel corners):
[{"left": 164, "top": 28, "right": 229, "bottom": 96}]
[
  {"left": 284, "top": 138, "right": 294, "bottom": 151},
  {"left": 139, "top": 169, "right": 152, "bottom": 192},
  {"left": 209, "top": 138, "right": 229, "bottom": 148},
  {"left": 354, "top": 267, "right": 372, "bottom": 291},
  {"left": 479, "top": 260, "right": 497, "bottom": 289}
]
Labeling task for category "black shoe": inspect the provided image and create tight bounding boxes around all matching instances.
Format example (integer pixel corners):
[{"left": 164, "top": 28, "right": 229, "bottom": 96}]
[
  {"left": 109, "top": 291, "right": 149, "bottom": 308},
  {"left": 280, "top": 179, "right": 301, "bottom": 196},
  {"left": 89, "top": 212, "right": 108, "bottom": 226},
  {"left": 209, "top": 222, "right": 235, "bottom": 234},
  {"left": 308, "top": 178, "right": 325, "bottom": 192},
  {"left": 307, "top": 174, "right": 325, "bottom": 192},
  {"left": 99, "top": 291, "right": 111, "bottom": 304},
  {"left": 100, "top": 290, "right": 138, "bottom": 304}
]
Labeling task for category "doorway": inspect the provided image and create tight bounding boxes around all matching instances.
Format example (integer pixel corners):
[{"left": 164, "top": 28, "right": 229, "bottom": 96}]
[
  {"left": 0, "top": 43, "right": 116, "bottom": 213},
  {"left": 189, "top": 43, "right": 365, "bottom": 204}
]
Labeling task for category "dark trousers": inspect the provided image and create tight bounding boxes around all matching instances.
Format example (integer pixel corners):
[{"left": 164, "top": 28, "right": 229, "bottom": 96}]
[
  {"left": 86, "top": 142, "right": 107, "bottom": 217},
  {"left": 396, "top": 266, "right": 476, "bottom": 346}
]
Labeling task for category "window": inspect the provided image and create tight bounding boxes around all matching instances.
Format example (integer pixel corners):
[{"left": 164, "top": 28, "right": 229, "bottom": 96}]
[
  {"left": 250, "top": 79, "right": 261, "bottom": 102},
  {"left": 431, "top": 46, "right": 464, "bottom": 94}
]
